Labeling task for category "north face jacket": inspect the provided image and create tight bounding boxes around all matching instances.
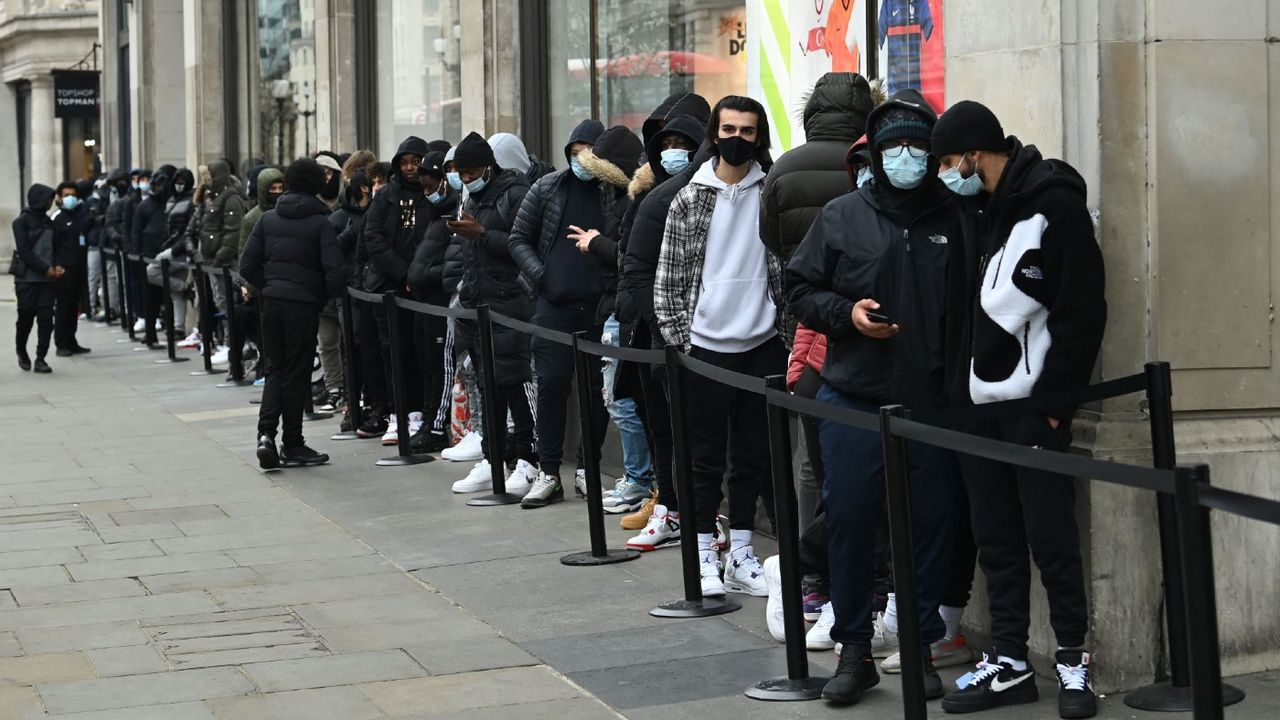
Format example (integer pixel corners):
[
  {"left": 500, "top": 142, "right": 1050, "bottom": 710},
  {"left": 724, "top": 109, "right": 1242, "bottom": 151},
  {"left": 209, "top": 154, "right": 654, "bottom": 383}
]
[
  {"left": 363, "top": 136, "right": 430, "bottom": 292},
  {"left": 238, "top": 192, "right": 348, "bottom": 308}
]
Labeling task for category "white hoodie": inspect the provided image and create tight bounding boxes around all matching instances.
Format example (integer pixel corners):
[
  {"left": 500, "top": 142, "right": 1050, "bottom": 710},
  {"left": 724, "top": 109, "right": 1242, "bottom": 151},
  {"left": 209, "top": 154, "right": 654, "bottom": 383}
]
[{"left": 689, "top": 159, "right": 776, "bottom": 354}]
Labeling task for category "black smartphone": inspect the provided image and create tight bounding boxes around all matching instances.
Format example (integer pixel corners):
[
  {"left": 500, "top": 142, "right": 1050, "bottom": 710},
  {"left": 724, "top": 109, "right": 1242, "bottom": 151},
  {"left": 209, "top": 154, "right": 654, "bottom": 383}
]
[{"left": 866, "top": 310, "right": 893, "bottom": 325}]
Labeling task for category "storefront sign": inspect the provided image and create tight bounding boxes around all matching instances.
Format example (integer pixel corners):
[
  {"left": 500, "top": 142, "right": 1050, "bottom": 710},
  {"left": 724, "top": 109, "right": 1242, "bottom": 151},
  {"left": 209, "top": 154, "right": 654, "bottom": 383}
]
[{"left": 52, "top": 70, "right": 100, "bottom": 118}]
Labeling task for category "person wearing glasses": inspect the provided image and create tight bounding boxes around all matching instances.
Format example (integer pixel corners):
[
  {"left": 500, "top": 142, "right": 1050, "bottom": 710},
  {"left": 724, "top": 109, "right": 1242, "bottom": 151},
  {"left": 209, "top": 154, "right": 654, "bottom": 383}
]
[{"left": 785, "top": 89, "right": 968, "bottom": 706}]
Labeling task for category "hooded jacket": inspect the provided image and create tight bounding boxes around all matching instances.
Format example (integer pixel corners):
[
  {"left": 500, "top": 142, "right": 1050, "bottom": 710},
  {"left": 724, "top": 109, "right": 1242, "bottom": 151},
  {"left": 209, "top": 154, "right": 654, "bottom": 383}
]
[
  {"left": 12, "top": 184, "right": 58, "bottom": 283},
  {"left": 239, "top": 167, "right": 284, "bottom": 256},
  {"left": 102, "top": 170, "right": 130, "bottom": 250},
  {"left": 164, "top": 169, "right": 197, "bottom": 255},
  {"left": 363, "top": 136, "right": 430, "bottom": 292},
  {"left": 131, "top": 174, "right": 172, "bottom": 257},
  {"left": 200, "top": 160, "right": 251, "bottom": 266},
  {"left": 761, "top": 72, "right": 874, "bottom": 260},
  {"left": 947, "top": 138, "right": 1105, "bottom": 430},
  {"left": 785, "top": 89, "right": 965, "bottom": 407},
  {"left": 238, "top": 192, "right": 349, "bottom": 307},
  {"left": 407, "top": 187, "right": 460, "bottom": 304},
  {"left": 335, "top": 181, "right": 371, "bottom": 278}
]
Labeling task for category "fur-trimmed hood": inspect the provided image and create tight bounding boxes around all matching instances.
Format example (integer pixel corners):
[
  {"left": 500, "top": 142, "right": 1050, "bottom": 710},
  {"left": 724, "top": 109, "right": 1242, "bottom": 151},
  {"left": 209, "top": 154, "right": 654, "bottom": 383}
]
[
  {"left": 628, "top": 163, "right": 657, "bottom": 200},
  {"left": 576, "top": 126, "right": 642, "bottom": 190}
]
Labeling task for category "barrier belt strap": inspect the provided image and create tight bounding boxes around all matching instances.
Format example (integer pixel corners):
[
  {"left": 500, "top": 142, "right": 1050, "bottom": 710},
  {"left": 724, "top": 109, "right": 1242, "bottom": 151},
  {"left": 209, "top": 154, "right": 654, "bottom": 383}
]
[
  {"left": 887, "top": 415, "right": 1175, "bottom": 495},
  {"left": 487, "top": 311, "right": 576, "bottom": 346},
  {"left": 766, "top": 388, "right": 880, "bottom": 432},
  {"left": 393, "top": 296, "right": 478, "bottom": 321},
  {"left": 346, "top": 287, "right": 386, "bottom": 304},
  {"left": 676, "top": 353, "right": 768, "bottom": 395},
  {"left": 911, "top": 373, "right": 1149, "bottom": 426},
  {"left": 574, "top": 338, "right": 665, "bottom": 365},
  {"left": 1198, "top": 485, "right": 1280, "bottom": 526}
]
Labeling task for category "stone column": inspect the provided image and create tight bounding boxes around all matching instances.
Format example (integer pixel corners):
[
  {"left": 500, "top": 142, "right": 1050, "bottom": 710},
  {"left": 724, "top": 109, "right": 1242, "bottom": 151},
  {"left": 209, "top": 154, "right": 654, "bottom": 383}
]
[
  {"left": 315, "top": 0, "right": 357, "bottom": 153},
  {"left": 29, "top": 75, "right": 59, "bottom": 185},
  {"left": 460, "top": 0, "right": 521, "bottom": 136},
  {"left": 183, "top": 0, "right": 226, "bottom": 168}
]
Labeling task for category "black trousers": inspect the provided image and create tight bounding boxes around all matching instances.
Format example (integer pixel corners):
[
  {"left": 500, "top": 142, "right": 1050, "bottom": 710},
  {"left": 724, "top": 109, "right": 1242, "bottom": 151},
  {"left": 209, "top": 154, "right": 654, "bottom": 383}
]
[
  {"left": 54, "top": 263, "right": 85, "bottom": 350},
  {"left": 257, "top": 297, "right": 320, "bottom": 449},
  {"left": 413, "top": 313, "right": 448, "bottom": 430},
  {"left": 629, "top": 320, "right": 676, "bottom": 511},
  {"left": 355, "top": 298, "right": 388, "bottom": 414},
  {"left": 684, "top": 338, "right": 785, "bottom": 534},
  {"left": 377, "top": 305, "right": 422, "bottom": 415},
  {"left": 16, "top": 282, "right": 56, "bottom": 358},
  {"left": 958, "top": 415, "right": 1089, "bottom": 659},
  {"left": 532, "top": 300, "right": 605, "bottom": 478},
  {"left": 142, "top": 282, "right": 163, "bottom": 345}
]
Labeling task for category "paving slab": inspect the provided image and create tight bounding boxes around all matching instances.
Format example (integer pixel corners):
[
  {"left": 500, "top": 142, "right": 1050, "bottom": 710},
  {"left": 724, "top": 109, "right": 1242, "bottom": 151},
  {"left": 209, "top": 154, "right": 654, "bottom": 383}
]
[
  {"left": 0, "top": 652, "right": 97, "bottom": 686},
  {"left": 357, "top": 666, "right": 581, "bottom": 717},
  {"left": 43, "top": 701, "right": 216, "bottom": 720},
  {"left": 16, "top": 622, "right": 150, "bottom": 654},
  {"left": 67, "top": 553, "right": 238, "bottom": 582},
  {"left": 138, "top": 568, "right": 264, "bottom": 595},
  {"left": 84, "top": 645, "right": 170, "bottom": 677},
  {"left": 11, "top": 578, "right": 146, "bottom": 607},
  {"left": 77, "top": 541, "right": 164, "bottom": 562},
  {"left": 206, "top": 686, "right": 384, "bottom": 720},
  {"left": 37, "top": 667, "right": 254, "bottom": 714},
  {"left": 242, "top": 649, "right": 427, "bottom": 693},
  {"left": 0, "top": 685, "right": 43, "bottom": 720}
]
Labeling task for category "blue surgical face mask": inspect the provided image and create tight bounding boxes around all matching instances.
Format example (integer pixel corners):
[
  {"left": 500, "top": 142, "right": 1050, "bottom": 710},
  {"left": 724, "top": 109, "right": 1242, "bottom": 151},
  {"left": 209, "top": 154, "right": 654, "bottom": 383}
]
[
  {"left": 428, "top": 187, "right": 448, "bottom": 205},
  {"left": 660, "top": 148, "right": 691, "bottom": 176},
  {"left": 570, "top": 156, "right": 593, "bottom": 182},
  {"left": 939, "top": 154, "right": 984, "bottom": 196},
  {"left": 856, "top": 167, "right": 873, "bottom": 188},
  {"left": 61, "top": 195, "right": 80, "bottom": 210},
  {"left": 447, "top": 172, "right": 463, "bottom": 192},
  {"left": 881, "top": 151, "right": 927, "bottom": 190},
  {"left": 464, "top": 175, "right": 487, "bottom": 195},
  {"left": 139, "top": 181, "right": 152, "bottom": 194}
]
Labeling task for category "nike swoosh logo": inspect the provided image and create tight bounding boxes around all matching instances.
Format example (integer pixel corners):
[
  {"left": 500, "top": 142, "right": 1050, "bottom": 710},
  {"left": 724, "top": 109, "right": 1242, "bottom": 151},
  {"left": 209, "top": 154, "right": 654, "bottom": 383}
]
[{"left": 990, "top": 673, "right": 1034, "bottom": 693}]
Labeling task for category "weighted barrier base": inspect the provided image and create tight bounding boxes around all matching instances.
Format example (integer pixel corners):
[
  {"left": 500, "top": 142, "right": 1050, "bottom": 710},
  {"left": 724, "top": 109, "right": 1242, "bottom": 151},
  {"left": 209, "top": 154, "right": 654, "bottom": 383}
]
[
  {"left": 133, "top": 345, "right": 161, "bottom": 352},
  {"left": 1124, "top": 681, "right": 1245, "bottom": 711},
  {"left": 189, "top": 368, "right": 220, "bottom": 376},
  {"left": 744, "top": 676, "right": 829, "bottom": 702},
  {"left": 156, "top": 357, "right": 191, "bottom": 364},
  {"left": 216, "top": 379, "right": 255, "bottom": 388},
  {"left": 117, "top": 337, "right": 134, "bottom": 343},
  {"left": 650, "top": 597, "right": 741, "bottom": 618},
  {"left": 375, "top": 453, "right": 434, "bottom": 467},
  {"left": 330, "top": 431, "right": 359, "bottom": 441},
  {"left": 466, "top": 492, "right": 523, "bottom": 507},
  {"left": 304, "top": 411, "right": 333, "bottom": 422},
  {"left": 560, "top": 549, "right": 641, "bottom": 566}
]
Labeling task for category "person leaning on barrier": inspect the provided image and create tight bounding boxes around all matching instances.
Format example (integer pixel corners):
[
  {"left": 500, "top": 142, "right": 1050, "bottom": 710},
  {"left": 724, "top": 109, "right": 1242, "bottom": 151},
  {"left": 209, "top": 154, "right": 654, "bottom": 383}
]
[
  {"left": 240, "top": 157, "right": 349, "bottom": 470},
  {"left": 785, "top": 89, "right": 968, "bottom": 706},
  {"left": 930, "top": 100, "right": 1105, "bottom": 720},
  {"left": 12, "top": 184, "right": 63, "bottom": 373}
]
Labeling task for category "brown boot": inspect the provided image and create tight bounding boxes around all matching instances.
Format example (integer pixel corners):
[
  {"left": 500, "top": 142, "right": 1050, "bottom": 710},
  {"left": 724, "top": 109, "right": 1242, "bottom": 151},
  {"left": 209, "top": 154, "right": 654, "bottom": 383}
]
[{"left": 620, "top": 489, "right": 659, "bottom": 530}]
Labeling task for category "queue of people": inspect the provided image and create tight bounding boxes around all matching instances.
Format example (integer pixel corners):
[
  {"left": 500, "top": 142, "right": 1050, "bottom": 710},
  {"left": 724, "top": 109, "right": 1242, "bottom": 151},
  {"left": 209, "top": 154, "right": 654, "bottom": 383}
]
[{"left": 12, "top": 73, "right": 1106, "bottom": 719}]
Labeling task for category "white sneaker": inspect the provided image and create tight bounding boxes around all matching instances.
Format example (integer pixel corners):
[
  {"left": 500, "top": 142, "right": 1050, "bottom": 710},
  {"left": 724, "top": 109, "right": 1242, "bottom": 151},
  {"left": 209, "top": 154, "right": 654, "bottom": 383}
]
[
  {"left": 451, "top": 460, "right": 494, "bottom": 493},
  {"left": 699, "top": 550, "right": 725, "bottom": 597},
  {"left": 871, "top": 611, "right": 899, "bottom": 658},
  {"left": 132, "top": 318, "right": 146, "bottom": 332},
  {"left": 573, "top": 468, "right": 587, "bottom": 498},
  {"left": 763, "top": 555, "right": 785, "bottom": 642},
  {"left": 441, "top": 432, "right": 483, "bottom": 462},
  {"left": 625, "top": 505, "right": 681, "bottom": 551},
  {"left": 520, "top": 472, "right": 564, "bottom": 509},
  {"left": 712, "top": 516, "right": 728, "bottom": 553},
  {"left": 806, "top": 602, "right": 836, "bottom": 650},
  {"left": 381, "top": 416, "right": 399, "bottom": 445},
  {"left": 154, "top": 319, "right": 163, "bottom": 330},
  {"left": 505, "top": 459, "right": 537, "bottom": 494},
  {"left": 881, "top": 635, "right": 974, "bottom": 674},
  {"left": 724, "top": 546, "right": 768, "bottom": 597},
  {"left": 177, "top": 330, "right": 201, "bottom": 349},
  {"left": 210, "top": 345, "right": 230, "bottom": 365},
  {"left": 407, "top": 412, "right": 424, "bottom": 436}
]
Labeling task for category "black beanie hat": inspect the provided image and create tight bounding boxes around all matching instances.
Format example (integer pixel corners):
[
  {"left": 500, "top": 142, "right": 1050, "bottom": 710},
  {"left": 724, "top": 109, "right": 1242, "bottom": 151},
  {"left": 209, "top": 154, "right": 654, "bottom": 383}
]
[
  {"left": 872, "top": 107, "right": 933, "bottom": 148},
  {"left": 931, "top": 100, "right": 1008, "bottom": 157},
  {"left": 421, "top": 151, "right": 446, "bottom": 179},
  {"left": 453, "top": 132, "right": 496, "bottom": 169}
]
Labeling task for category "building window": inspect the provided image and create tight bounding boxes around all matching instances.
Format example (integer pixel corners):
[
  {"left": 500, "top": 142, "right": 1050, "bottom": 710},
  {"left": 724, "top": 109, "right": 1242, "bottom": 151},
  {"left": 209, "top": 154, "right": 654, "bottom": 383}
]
[
  {"left": 253, "top": 0, "right": 317, "bottom": 165},
  {"left": 375, "top": 0, "right": 462, "bottom": 159}
]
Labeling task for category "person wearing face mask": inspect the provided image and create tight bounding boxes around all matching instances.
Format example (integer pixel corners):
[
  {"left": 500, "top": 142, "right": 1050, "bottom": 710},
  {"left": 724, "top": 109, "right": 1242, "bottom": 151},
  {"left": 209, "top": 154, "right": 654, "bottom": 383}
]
[
  {"left": 446, "top": 131, "right": 535, "bottom": 494},
  {"left": 931, "top": 101, "right": 1103, "bottom": 720},
  {"left": 315, "top": 152, "right": 344, "bottom": 211},
  {"left": 131, "top": 171, "right": 173, "bottom": 346},
  {"left": 51, "top": 183, "right": 90, "bottom": 357},
  {"left": 239, "top": 167, "right": 285, "bottom": 257},
  {"left": 846, "top": 134, "right": 873, "bottom": 190},
  {"left": 13, "top": 184, "right": 65, "bottom": 373},
  {"left": 785, "top": 88, "right": 969, "bottom": 705},
  {"left": 98, "top": 169, "right": 132, "bottom": 321},
  {"left": 199, "top": 160, "right": 250, "bottom": 326},
  {"left": 140, "top": 168, "right": 197, "bottom": 342},
  {"left": 122, "top": 169, "right": 151, "bottom": 329},
  {"left": 654, "top": 95, "right": 783, "bottom": 601}
]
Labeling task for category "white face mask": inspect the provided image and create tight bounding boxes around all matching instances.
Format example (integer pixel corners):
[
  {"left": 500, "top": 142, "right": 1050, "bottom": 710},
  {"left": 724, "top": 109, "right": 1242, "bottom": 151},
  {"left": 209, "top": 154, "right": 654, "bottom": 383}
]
[
  {"left": 856, "top": 167, "right": 873, "bottom": 188},
  {"left": 939, "top": 154, "right": 984, "bottom": 196}
]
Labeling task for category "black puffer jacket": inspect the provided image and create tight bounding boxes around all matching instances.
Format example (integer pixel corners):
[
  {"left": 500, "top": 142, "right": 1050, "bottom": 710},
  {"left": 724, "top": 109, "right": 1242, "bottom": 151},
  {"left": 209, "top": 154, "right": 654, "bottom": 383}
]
[
  {"left": 130, "top": 174, "right": 172, "bottom": 257},
  {"left": 239, "top": 192, "right": 348, "bottom": 307},
  {"left": 761, "top": 72, "right": 873, "bottom": 261},
  {"left": 364, "top": 137, "right": 429, "bottom": 292},
  {"left": 201, "top": 161, "right": 251, "bottom": 267},
  {"left": 335, "top": 183, "right": 369, "bottom": 281},
  {"left": 407, "top": 189, "right": 460, "bottom": 304},
  {"left": 12, "top": 184, "right": 58, "bottom": 283},
  {"left": 164, "top": 169, "right": 197, "bottom": 255}
]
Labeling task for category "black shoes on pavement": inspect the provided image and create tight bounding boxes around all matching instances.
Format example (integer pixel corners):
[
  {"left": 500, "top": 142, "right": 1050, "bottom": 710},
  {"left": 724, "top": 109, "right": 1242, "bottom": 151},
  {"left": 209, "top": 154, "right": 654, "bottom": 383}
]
[
  {"left": 1054, "top": 649, "right": 1097, "bottom": 719},
  {"left": 281, "top": 444, "right": 329, "bottom": 467},
  {"left": 56, "top": 348, "right": 74, "bottom": 357},
  {"left": 822, "top": 645, "right": 880, "bottom": 704},
  {"left": 17, "top": 351, "right": 31, "bottom": 371},
  {"left": 33, "top": 357, "right": 51, "bottom": 374},
  {"left": 256, "top": 435, "right": 280, "bottom": 469},
  {"left": 409, "top": 428, "right": 449, "bottom": 453},
  {"left": 942, "top": 654, "right": 1038, "bottom": 714},
  {"left": 55, "top": 345, "right": 91, "bottom": 357}
]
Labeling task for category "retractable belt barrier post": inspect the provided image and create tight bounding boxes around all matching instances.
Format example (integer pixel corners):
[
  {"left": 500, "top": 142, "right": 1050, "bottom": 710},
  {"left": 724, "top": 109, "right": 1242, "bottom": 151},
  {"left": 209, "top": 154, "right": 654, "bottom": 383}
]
[
  {"left": 1175, "top": 464, "right": 1227, "bottom": 720},
  {"left": 132, "top": 255, "right": 159, "bottom": 350},
  {"left": 190, "top": 266, "right": 218, "bottom": 375},
  {"left": 331, "top": 295, "right": 362, "bottom": 441},
  {"left": 215, "top": 267, "right": 253, "bottom": 387},
  {"left": 375, "top": 291, "right": 432, "bottom": 467},
  {"left": 651, "top": 345, "right": 740, "bottom": 618},
  {"left": 745, "top": 375, "right": 828, "bottom": 701},
  {"left": 880, "top": 405, "right": 928, "bottom": 719},
  {"left": 99, "top": 248, "right": 114, "bottom": 329},
  {"left": 466, "top": 304, "right": 523, "bottom": 506},
  {"left": 114, "top": 249, "right": 132, "bottom": 339},
  {"left": 560, "top": 331, "right": 641, "bottom": 567},
  {"left": 155, "top": 259, "right": 189, "bottom": 365}
]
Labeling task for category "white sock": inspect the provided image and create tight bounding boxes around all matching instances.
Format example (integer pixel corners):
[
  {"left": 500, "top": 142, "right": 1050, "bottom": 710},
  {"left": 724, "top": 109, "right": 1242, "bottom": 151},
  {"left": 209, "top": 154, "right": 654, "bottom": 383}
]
[
  {"left": 884, "top": 593, "right": 898, "bottom": 634},
  {"left": 697, "top": 532, "right": 714, "bottom": 553},
  {"left": 939, "top": 605, "right": 964, "bottom": 641},
  {"left": 998, "top": 655, "right": 1029, "bottom": 672},
  {"left": 729, "top": 529, "right": 752, "bottom": 554}
]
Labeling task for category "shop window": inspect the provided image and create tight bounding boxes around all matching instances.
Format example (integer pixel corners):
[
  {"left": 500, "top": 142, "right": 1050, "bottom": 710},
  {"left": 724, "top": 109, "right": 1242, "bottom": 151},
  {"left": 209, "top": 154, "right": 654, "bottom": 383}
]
[
  {"left": 253, "top": 0, "right": 317, "bottom": 165},
  {"left": 375, "top": 0, "right": 462, "bottom": 159}
]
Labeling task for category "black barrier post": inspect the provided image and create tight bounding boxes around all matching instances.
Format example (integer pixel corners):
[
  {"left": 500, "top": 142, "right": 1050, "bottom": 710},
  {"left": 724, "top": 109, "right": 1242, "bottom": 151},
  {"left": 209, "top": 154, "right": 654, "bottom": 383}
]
[
  {"left": 190, "top": 267, "right": 218, "bottom": 375},
  {"left": 99, "top": 251, "right": 114, "bottom": 328},
  {"left": 215, "top": 267, "right": 254, "bottom": 387},
  {"left": 746, "top": 375, "right": 828, "bottom": 701},
  {"left": 651, "top": 345, "right": 740, "bottom": 618},
  {"left": 375, "top": 292, "right": 432, "bottom": 467},
  {"left": 1126, "top": 363, "right": 1244, "bottom": 711},
  {"left": 1174, "top": 464, "right": 1226, "bottom": 720},
  {"left": 467, "top": 305, "right": 523, "bottom": 506},
  {"left": 881, "top": 405, "right": 927, "bottom": 720},
  {"left": 331, "top": 296, "right": 362, "bottom": 441},
  {"left": 114, "top": 250, "right": 131, "bottom": 338},
  {"left": 154, "top": 259, "right": 190, "bottom": 364},
  {"left": 121, "top": 255, "right": 137, "bottom": 342},
  {"left": 561, "top": 332, "right": 641, "bottom": 566},
  {"left": 134, "top": 257, "right": 160, "bottom": 350}
]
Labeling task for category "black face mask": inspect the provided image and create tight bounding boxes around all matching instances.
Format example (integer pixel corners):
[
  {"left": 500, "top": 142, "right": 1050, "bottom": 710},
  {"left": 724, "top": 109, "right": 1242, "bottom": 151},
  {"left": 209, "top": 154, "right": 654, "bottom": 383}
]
[
  {"left": 716, "top": 135, "right": 756, "bottom": 167},
  {"left": 266, "top": 191, "right": 283, "bottom": 208},
  {"left": 321, "top": 172, "right": 340, "bottom": 200}
]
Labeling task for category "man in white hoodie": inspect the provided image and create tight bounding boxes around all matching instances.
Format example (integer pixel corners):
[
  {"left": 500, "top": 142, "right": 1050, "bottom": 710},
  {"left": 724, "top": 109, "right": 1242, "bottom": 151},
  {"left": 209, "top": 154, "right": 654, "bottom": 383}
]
[{"left": 655, "top": 95, "right": 785, "bottom": 599}]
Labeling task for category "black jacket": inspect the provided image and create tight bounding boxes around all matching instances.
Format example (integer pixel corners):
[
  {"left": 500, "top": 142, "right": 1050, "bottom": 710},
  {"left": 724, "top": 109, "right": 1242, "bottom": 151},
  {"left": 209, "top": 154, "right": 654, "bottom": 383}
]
[
  {"left": 52, "top": 203, "right": 87, "bottom": 268},
  {"left": 239, "top": 192, "right": 348, "bottom": 308},
  {"left": 364, "top": 136, "right": 430, "bottom": 291},
  {"left": 164, "top": 175, "right": 197, "bottom": 256},
  {"left": 334, "top": 184, "right": 369, "bottom": 283},
  {"left": 761, "top": 72, "right": 872, "bottom": 260},
  {"left": 12, "top": 185, "right": 58, "bottom": 283},
  {"left": 407, "top": 189, "right": 460, "bottom": 304},
  {"left": 948, "top": 138, "right": 1105, "bottom": 425},
  {"left": 130, "top": 175, "right": 172, "bottom": 258}
]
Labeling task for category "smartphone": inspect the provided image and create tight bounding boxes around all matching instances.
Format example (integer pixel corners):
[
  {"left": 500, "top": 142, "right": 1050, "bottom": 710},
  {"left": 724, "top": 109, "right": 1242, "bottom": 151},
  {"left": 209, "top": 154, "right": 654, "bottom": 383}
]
[{"left": 866, "top": 310, "right": 893, "bottom": 325}]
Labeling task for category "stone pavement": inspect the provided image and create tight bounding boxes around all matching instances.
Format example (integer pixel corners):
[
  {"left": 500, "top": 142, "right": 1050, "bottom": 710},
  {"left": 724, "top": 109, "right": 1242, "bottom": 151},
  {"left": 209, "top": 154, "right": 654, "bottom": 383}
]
[{"left": 0, "top": 279, "right": 1275, "bottom": 719}]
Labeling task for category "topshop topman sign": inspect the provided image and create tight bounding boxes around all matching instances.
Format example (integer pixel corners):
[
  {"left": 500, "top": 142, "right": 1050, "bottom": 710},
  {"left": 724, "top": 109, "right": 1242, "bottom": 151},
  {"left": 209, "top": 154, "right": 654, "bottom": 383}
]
[{"left": 52, "top": 70, "right": 99, "bottom": 118}]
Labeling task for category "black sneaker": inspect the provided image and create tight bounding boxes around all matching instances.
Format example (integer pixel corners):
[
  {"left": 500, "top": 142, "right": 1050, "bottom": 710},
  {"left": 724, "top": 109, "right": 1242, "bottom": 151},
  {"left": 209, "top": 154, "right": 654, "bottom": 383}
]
[
  {"left": 70, "top": 345, "right": 91, "bottom": 354},
  {"left": 822, "top": 645, "right": 880, "bottom": 705},
  {"left": 409, "top": 428, "right": 449, "bottom": 453},
  {"left": 1055, "top": 649, "right": 1097, "bottom": 719},
  {"left": 339, "top": 410, "right": 353, "bottom": 433},
  {"left": 17, "top": 350, "right": 31, "bottom": 371},
  {"left": 356, "top": 415, "right": 388, "bottom": 439},
  {"left": 55, "top": 348, "right": 74, "bottom": 357},
  {"left": 923, "top": 655, "right": 944, "bottom": 700},
  {"left": 256, "top": 434, "right": 280, "bottom": 470},
  {"left": 941, "top": 653, "right": 1038, "bottom": 714},
  {"left": 33, "top": 358, "right": 52, "bottom": 374},
  {"left": 281, "top": 444, "right": 330, "bottom": 467}
]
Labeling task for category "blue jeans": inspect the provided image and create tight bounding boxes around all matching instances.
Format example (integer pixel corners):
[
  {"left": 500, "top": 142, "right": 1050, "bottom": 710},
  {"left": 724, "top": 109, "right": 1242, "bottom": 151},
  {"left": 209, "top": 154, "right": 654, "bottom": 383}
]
[{"left": 603, "top": 316, "right": 653, "bottom": 486}]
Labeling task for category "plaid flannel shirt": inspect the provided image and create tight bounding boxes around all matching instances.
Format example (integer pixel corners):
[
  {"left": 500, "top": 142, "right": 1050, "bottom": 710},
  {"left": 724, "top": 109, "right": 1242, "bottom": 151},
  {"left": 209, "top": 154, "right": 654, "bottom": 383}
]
[{"left": 654, "top": 182, "right": 787, "bottom": 352}]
